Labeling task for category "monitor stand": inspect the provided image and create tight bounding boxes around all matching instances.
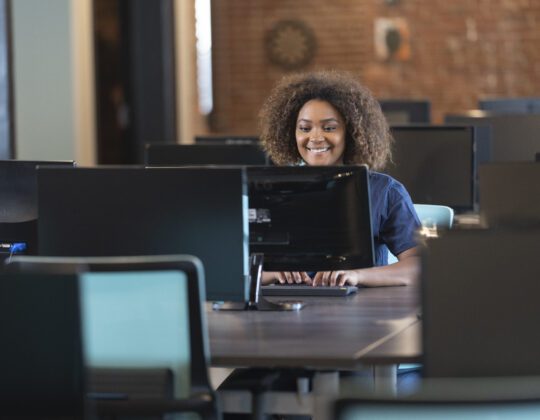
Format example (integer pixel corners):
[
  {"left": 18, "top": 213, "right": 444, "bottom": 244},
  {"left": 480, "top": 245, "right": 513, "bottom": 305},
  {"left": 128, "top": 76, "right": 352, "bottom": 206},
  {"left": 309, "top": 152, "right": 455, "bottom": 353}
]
[{"left": 213, "top": 253, "right": 305, "bottom": 311}]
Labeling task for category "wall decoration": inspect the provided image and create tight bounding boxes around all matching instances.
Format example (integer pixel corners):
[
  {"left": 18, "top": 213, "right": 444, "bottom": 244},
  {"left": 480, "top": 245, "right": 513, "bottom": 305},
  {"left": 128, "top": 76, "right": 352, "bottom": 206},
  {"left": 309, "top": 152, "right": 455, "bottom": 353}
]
[
  {"left": 374, "top": 17, "right": 411, "bottom": 61},
  {"left": 265, "top": 20, "right": 317, "bottom": 70}
]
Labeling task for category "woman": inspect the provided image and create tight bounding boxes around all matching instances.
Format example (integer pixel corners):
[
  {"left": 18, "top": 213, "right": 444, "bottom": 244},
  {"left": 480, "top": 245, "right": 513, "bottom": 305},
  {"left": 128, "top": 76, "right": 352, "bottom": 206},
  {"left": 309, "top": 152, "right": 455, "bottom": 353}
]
[{"left": 259, "top": 70, "right": 421, "bottom": 287}]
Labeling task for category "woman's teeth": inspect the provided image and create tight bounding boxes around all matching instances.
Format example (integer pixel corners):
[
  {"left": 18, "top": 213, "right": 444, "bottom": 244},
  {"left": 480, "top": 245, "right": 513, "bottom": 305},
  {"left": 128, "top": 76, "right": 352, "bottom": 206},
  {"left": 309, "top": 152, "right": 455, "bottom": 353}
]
[{"left": 307, "top": 147, "right": 330, "bottom": 153}]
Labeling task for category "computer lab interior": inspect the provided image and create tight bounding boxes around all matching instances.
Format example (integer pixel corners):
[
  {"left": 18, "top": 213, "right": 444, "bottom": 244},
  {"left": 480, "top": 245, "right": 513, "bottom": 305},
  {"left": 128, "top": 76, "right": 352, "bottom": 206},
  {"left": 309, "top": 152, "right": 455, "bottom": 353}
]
[{"left": 1, "top": 1, "right": 540, "bottom": 419}]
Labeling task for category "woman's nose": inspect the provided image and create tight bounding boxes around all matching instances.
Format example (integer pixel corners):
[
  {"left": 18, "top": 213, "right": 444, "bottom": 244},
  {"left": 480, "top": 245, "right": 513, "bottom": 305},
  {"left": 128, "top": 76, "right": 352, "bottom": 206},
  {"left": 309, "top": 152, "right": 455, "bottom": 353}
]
[{"left": 310, "top": 130, "right": 324, "bottom": 141}]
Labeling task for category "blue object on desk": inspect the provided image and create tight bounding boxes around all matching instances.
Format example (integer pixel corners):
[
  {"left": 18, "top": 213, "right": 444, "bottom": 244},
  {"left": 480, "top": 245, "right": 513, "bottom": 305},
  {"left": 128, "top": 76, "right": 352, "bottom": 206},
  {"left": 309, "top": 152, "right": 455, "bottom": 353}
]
[{"left": 10, "top": 242, "right": 27, "bottom": 254}]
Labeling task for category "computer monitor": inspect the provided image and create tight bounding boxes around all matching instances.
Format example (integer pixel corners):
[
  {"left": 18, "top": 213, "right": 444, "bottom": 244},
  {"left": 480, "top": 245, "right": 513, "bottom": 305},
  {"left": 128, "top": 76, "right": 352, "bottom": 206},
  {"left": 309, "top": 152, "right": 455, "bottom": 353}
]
[
  {"left": 479, "top": 162, "right": 540, "bottom": 228},
  {"left": 145, "top": 143, "right": 269, "bottom": 166},
  {"left": 445, "top": 111, "right": 540, "bottom": 162},
  {"left": 378, "top": 99, "right": 431, "bottom": 124},
  {"left": 247, "top": 165, "right": 374, "bottom": 271},
  {"left": 37, "top": 166, "right": 249, "bottom": 303},
  {"left": 194, "top": 135, "right": 260, "bottom": 145},
  {"left": 479, "top": 97, "right": 540, "bottom": 114},
  {"left": 386, "top": 125, "right": 477, "bottom": 213},
  {"left": 422, "top": 228, "right": 540, "bottom": 377},
  {"left": 0, "top": 160, "right": 74, "bottom": 259}
]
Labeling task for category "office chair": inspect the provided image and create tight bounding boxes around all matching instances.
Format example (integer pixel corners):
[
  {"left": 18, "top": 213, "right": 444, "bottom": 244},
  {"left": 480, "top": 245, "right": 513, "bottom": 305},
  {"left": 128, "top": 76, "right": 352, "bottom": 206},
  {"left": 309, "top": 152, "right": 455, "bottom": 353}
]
[
  {"left": 6, "top": 255, "right": 221, "bottom": 420},
  {"left": 413, "top": 203, "right": 454, "bottom": 230},
  {"left": 388, "top": 203, "right": 454, "bottom": 265},
  {"left": 0, "top": 271, "right": 85, "bottom": 419},
  {"left": 387, "top": 204, "right": 453, "bottom": 379}
]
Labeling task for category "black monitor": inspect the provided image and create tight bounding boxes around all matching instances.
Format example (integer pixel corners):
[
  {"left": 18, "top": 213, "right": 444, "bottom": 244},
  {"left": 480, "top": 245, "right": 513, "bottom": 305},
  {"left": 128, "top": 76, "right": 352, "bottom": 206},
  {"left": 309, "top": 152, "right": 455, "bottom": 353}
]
[
  {"left": 479, "top": 162, "right": 540, "bottom": 228},
  {"left": 445, "top": 111, "right": 540, "bottom": 162},
  {"left": 0, "top": 160, "right": 74, "bottom": 259},
  {"left": 195, "top": 135, "right": 259, "bottom": 145},
  {"left": 37, "top": 166, "right": 249, "bottom": 303},
  {"left": 378, "top": 99, "right": 431, "bottom": 124},
  {"left": 386, "top": 125, "right": 477, "bottom": 212},
  {"left": 145, "top": 143, "right": 269, "bottom": 166},
  {"left": 247, "top": 165, "right": 374, "bottom": 271},
  {"left": 536, "top": 152, "right": 540, "bottom": 162},
  {"left": 479, "top": 97, "right": 540, "bottom": 114}
]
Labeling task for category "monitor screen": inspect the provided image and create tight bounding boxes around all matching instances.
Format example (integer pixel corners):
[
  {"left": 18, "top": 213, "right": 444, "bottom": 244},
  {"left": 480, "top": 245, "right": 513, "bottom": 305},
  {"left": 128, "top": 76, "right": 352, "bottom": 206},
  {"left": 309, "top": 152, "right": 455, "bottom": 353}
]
[
  {"left": 37, "top": 167, "right": 249, "bottom": 302},
  {"left": 445, "top": 111, "right": 540, "bottom": 162},
  {"left": 247, "top": 165, "right": 374, "bottom": 272},
  {"left": 194, "top": 135, "right": 260, "bottom": 145},
  {"left": 479, "top": 97, "right": 540, "bottom": 114},
  {"left": 378, "top": 99, "right": 431, "bottom": 124},
  {"left": 0, "top": 160, "right": 74, "bottom": 258},
  {"left": 145, "top": 143, "right": 269, "bottom": 166},
  {"left": 386, "top": 125, "right": 476, "bottom": 212}
]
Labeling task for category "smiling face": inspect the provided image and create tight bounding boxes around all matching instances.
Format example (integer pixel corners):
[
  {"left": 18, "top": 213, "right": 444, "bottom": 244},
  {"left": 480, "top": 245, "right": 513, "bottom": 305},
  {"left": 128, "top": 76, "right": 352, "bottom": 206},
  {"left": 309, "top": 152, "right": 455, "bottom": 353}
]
[{"left": 295, "top": 99, "right": 346, "bottom": 166}]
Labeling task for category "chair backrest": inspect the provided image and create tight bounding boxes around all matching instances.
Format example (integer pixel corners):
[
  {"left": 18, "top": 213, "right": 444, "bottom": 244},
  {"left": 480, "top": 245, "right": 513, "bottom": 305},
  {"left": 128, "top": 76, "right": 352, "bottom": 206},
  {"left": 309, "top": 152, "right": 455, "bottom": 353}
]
[
  {"left": 0, "top": 271, "right": 85, "bottom": 417},
  {"left": 414, "top": 204, "right": 454, "bottom": 230},
  {"left": 388, "top": 204, "right": 454, "bottom": 264},
  {"left": 5, "top": 255, "right": 213, "bottom": 400}
]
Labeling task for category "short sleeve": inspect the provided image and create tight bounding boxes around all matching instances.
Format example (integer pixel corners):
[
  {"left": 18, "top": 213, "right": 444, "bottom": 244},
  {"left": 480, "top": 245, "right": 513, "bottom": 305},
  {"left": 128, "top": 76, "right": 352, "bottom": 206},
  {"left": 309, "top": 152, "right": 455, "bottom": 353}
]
[{"left": 380, "top": 181, "right": 421, "bottom": 256}]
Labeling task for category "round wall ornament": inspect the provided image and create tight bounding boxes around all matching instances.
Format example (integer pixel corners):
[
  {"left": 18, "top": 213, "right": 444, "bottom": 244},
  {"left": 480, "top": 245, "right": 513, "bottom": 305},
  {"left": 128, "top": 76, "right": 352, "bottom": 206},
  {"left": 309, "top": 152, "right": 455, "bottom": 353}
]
[{"left": 265, "top": 20, "right": 317, "bottom": 70}]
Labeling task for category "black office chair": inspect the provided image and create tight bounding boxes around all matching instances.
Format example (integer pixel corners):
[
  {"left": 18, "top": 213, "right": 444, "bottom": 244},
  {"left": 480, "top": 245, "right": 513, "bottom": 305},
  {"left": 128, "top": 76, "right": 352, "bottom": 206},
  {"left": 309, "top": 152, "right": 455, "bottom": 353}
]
[
  {"left": 6, "top": 255, "right": 221, "bottom": 420},
  {"left": 0, "top": 270, "right": 85, "bottom": 419}
]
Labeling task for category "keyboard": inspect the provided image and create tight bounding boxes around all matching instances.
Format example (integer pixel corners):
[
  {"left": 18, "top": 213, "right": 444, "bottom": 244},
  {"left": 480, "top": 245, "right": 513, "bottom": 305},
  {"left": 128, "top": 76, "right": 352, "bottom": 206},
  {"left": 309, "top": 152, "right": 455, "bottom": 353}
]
[{"left": 262, "top": 284, "right": 358, "bottom": 297}]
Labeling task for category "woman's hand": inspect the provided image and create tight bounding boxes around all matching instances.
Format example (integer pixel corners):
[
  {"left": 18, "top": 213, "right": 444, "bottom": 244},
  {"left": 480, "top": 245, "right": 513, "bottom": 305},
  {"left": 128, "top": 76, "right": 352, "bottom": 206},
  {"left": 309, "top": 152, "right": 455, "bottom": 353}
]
[
  {"left": 262, "top": 271, "right": 312, "bottom": 285},
  {"left": 312, "top": 270, "right": 359, "bottom": 287},
  {"left": 312, "top": 247, "right": 421, "bottom": 288}
]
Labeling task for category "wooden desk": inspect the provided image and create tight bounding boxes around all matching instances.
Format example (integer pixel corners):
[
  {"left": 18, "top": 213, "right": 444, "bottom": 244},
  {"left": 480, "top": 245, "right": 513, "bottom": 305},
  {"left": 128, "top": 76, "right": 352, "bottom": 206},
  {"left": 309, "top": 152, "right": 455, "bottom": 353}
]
[
  {"left": 207, "top": 286, "right": 420, "bottom": 418},
  {"left": 360, "top": 319, "right": 422, "bottom": 365},
  {"left": 207, "top": 285, "right": 420, "bottom": 370}
]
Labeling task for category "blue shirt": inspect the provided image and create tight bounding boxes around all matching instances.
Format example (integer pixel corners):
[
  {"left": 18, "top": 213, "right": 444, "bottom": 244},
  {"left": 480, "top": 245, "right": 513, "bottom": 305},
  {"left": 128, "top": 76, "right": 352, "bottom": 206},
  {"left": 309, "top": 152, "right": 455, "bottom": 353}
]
[{"left": 369, "top": 171, "right": 420, "bottom": 266}]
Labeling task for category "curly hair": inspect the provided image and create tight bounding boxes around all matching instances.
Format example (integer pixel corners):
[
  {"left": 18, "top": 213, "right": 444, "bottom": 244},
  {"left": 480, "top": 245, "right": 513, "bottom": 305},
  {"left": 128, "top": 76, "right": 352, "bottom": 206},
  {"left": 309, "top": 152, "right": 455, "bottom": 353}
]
[{"left": 258, "top": 70, "right": 392, "bottom": 170}]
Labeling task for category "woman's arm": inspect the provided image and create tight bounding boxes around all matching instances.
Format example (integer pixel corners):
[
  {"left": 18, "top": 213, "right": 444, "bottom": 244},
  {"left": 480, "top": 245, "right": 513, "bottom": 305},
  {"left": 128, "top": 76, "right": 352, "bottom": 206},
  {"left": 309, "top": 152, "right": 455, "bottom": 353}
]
[{"left": 311, "top": 246, "right": 420, "bottom": 287}]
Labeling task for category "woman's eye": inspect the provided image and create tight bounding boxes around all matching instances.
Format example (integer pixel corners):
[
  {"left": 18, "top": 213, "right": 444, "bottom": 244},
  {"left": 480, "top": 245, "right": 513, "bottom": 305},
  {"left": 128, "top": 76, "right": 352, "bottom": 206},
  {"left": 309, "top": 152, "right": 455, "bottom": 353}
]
[
  {"left": 298, "top": 126, "right": 311, "bottom": 133},
  {"left": 324, "top": 126, "right": 337, "bottom": 132}
]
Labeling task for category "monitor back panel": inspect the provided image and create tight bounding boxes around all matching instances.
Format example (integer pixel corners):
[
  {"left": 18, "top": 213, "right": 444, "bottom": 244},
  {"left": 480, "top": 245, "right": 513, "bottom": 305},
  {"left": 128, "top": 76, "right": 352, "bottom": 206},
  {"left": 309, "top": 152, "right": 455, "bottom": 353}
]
[
  {"left": 422, "top": 228, "right": 540, "bottom": 377},
  {"left": 0, "top": 160, "right": 74, "bottom": 255},
  {"left": 378, "top": 99, "right": 431, "bottom": 124},
  {"left": 479, "top": 162, "right": 540, "bottom": 228},
  {"left": 145, "top": 143, "right": 269, "bottom": 165},
  {"left": 479, "top": 97, "right": 540, "bottom": 114},
  {"left": 0, "top": 160, "right": 74, "bottom": 222},
  {"left": 387, "top": 126, "right": 475, "bottom": 212},
  {"left": 37, "top": 167, "right": 249, "bottom": 302},
  {"left": 194, "top": 135, "right": 260, "bottom": 145},
  {"left": 445, "top": 113, "right": 540, "bottom": 162}
]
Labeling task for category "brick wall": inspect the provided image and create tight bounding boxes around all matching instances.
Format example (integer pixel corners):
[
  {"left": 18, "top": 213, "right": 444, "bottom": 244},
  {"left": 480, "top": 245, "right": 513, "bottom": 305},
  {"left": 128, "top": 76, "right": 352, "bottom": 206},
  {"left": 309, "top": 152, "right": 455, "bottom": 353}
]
[{"left": 209, "top": 0, "right": 540, "bottom": 132}]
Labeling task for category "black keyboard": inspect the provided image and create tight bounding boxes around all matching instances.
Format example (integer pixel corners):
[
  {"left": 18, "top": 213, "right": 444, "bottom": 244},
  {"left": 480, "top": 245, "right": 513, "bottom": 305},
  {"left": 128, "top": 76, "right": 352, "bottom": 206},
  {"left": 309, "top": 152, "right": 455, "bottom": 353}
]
[{"left": 262, "top": 284, "right": 358, "bottom": 297}]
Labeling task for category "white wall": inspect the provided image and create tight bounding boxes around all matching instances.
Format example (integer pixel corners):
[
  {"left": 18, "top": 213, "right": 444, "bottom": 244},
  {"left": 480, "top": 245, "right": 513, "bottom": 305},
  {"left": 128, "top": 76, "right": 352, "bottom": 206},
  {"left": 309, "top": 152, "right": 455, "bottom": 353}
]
[{"left": 11, "top": 0, "right": 95, "bottom": 164}]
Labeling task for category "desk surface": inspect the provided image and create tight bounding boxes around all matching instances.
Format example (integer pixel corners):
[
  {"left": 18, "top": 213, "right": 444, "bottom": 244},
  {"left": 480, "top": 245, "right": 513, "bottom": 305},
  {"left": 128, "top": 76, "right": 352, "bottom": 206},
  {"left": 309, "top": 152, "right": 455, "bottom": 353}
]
[
  {"left": 207, "top": 286, "right": 420, "bottom": 370},
  {"left": 360, "top": 321, "right": 422, "bottom": 365}
]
